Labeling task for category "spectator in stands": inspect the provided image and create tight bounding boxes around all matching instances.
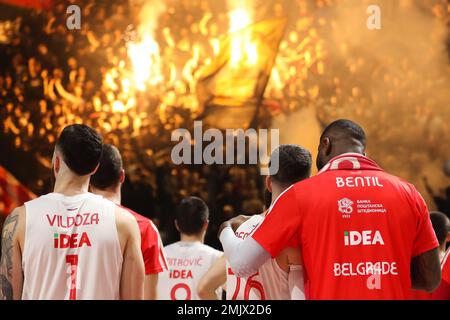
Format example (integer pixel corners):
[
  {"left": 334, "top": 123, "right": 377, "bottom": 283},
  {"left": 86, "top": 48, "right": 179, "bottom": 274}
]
[{"left": 423, "top": 177, "right": 450, "bottom": 218}]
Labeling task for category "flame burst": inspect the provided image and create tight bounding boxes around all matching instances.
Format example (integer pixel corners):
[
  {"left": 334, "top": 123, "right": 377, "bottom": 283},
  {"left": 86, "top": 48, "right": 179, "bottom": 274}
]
[
  {"left": 127, "top": 34, "right": 163, "bottom": 91},
  {"left": 229, "top": 8, "right": 258, "bottom": 67}
]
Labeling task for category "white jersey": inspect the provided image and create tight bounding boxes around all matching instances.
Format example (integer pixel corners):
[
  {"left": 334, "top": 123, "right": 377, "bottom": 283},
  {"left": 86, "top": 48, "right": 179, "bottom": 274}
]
[
  {"left": 226, "top": 214, "right": 300, "bottom": 300},
  {"left": 22, "top": 193, "right": 122, "bottom": 300},
  {"left": 157, "top": 241, "right": 222, "bottom": 300}
]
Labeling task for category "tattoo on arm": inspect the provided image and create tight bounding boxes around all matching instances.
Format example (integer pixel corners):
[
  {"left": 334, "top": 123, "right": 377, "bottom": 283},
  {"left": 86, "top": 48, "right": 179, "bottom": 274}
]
[{"left": 0, "top": 211, "right": 19, "bottom": 300}]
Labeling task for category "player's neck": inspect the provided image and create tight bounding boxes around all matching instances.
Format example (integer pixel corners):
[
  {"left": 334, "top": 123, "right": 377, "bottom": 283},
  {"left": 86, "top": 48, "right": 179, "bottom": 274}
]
[
  {"left": 439, "top": 244, "right": 447, "bottom": 257},
  {"left": 331, "top": 144, "right": 365, "bottom": 159},
  {"left": 270, "top": 184, "right": 287, "bottom": 203},
  {"left": 180, "top": 233, "right": 204, "bottom": 244},
  {"left": 53, "top": 173, "right": 90, "bottom": 196}
]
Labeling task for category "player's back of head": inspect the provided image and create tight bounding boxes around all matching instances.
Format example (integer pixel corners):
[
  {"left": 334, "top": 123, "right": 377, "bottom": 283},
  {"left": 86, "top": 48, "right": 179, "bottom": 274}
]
[
  {"left": 430, "top": 211, "right": 450, "bottom": 247},
  {"left": 176, "top": 197, "right": 209, "bottom": 236},
  {"left": 320, "top": 119, "right": 366, "bottom": 147},
  {"left": 269, "top": 144, "right": 312, "bottom": 188},
  {"left": 90, "top": 144, "right": 123, "bottom": 190},
  {"left": 56, "top": 124, "right": 103, "bottom": 176}
]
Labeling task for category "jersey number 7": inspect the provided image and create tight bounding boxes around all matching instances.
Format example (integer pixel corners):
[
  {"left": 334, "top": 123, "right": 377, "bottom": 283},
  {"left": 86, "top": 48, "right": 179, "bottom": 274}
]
[{"left": 66, "top": 255, "right": 79, "bottom": 300}]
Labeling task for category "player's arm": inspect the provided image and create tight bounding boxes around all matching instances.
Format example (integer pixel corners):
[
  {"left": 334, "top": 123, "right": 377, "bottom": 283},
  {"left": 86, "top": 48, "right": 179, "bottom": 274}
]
[
  {"left": 144, "top": 274, "right": 158, "bottom": 300},
  {"left": 219, "top": 222, "right": 270, "bottom": 278},
  {"left": 219, "top": 186, "right": 302, "bottom": 278},
  {"left": 141, "top": 220, "right": 167, "bottom": 300},
  {"left": 197, "top": 254, "right": 227, "bottom": 300},
  {"left": 410, "top": 190, "right": 441, "bottom": 292},
  {"left": 0, "top": 206, "right": 25, "bottom": 300},
  {"left": 142, "top": 221, "right": 167, "bottom": 300},
  {"left": 431, "top": 279, "right": 450, "bottom": 300},
  {"left": 116, "top": 207, "right": 145, "bottom": 300},
  {"left": 411, "top": 248, "right": 441, "bottom": 292},
  {"left": 284, "top": 248, "right": 305, "bottom": 300}
]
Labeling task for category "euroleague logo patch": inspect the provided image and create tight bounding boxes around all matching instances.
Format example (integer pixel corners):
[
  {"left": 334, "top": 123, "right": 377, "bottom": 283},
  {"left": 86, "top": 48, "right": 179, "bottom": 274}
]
[{"left": 338, "top": 198, "right": 354, "bottom": 218}]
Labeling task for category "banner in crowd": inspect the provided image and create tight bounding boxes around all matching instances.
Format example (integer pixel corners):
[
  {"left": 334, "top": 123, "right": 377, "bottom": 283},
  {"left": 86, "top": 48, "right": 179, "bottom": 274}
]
[
  {"left": 0, "top": 166, "right": 35, "bottom": 216},
  {"left": 196, "top": 18, "right": 287, "bottom": 129},
  {"left": 0, "top": 0, "right": 52, "bottom": 10}
]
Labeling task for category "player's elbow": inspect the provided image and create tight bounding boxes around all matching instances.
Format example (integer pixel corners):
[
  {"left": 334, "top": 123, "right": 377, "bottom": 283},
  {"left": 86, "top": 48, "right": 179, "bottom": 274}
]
[
  {"left": 421, "top": 271, "right": 441, "bottom": 293},
  {"left": 196, "top": 283, "right": 210, "bottom": 300},
  {"left": 228, "top": 261, "right": 252, "bottom": 278},
  {"left": 411, "top": 248, "right": 442, "bottom": 293},
  {"left": 197, "top": 279, "right": 209, "bottom": 300}
]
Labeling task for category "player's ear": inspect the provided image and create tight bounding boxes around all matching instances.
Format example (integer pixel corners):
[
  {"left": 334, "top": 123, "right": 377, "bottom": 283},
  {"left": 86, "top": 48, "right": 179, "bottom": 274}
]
[
  {"left": 323, "top": 137, "right": 332, "bottom": 156},
  {"left": 119, "top": 169, "right": 125, "bottom": 184},
  {"left": 53, "top": 151, "right": 60, "bottom": 176},
  {"left": 265, "top": 175, "right": 272, "bottom": 193},
  {"left": 203, "top": 220, "right": 209, "bottom": 231},
  {"left": 90, "top": 163, "right": 100, "bottom": 176},
  {"left": 174, "top": 219, "right": 180, "bottom": 232},
  {"left": 446, "top": 232, "right": 450, "bottom": 244}
]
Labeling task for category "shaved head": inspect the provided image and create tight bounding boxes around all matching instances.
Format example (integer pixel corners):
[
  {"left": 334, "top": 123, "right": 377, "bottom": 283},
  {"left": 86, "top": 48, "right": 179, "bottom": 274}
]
[
  {"left": 320, "top": 119, "right": 366, "bottom": 146},
  {"left": 317, "top": 119, "right": 367, "bottom": 170}
]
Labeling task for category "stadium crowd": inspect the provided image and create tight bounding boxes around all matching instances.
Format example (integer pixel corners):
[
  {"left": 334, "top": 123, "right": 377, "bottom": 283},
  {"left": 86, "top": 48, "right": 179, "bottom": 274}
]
[{"left": 0, "top": 0, "right": 449, "bottom": 247}]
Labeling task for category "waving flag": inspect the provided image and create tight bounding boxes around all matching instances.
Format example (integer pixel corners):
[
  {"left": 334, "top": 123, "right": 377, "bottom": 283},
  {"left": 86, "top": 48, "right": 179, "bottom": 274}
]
[
  {"left": 0, "top": 166, "right": 35, "bottom": 216},
  {"left": 0, "top": 0, "right": 53, "bottom": 10},
  {"left": 196, "top": 17, "right": 287, "bottom": 129}
]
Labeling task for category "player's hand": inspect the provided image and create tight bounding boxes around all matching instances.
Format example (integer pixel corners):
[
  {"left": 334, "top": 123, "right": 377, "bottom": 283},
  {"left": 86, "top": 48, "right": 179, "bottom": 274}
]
[
  {"left": 218, "top": 215, "right": 251, "bottom": 238},
  {"left": 229, "top": 215, "right": 251, "bottom": 231}
]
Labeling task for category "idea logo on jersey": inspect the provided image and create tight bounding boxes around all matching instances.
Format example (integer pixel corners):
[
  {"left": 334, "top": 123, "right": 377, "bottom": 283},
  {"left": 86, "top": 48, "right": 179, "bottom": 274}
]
[
  {"left": 169, "top": 269, "right": 193, "bottom": 279},
  {"left": 343, "top": 230, "right": 384, "bottom": 246},
  {"left": 53, "top": 232, "right": 92, "bottom": 249}
]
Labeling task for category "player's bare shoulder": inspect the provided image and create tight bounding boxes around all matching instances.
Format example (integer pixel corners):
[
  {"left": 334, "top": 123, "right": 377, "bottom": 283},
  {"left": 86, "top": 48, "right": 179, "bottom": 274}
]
[{"left": 2, "top": 206, "right": 26, "bottom": 250}]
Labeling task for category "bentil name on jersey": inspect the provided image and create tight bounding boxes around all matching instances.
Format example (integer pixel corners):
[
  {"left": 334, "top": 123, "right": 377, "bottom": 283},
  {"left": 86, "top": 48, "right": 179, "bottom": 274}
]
[
  {"left": 336, "top": 176, "right": 384, "bottom": 188},
  {"left": 46, "top": 213, "right": 100, "bottom": 228}
]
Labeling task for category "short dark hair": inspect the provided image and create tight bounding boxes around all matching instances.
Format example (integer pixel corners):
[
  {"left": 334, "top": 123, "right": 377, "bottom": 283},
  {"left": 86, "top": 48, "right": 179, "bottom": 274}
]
[
  {"left": 430, "top": 211, "right": 450, "bottom": 246},
  {"left": 56, "top": 124, "right": 103, "bottom": 176},
  {"left": 90, "top": 144, "right": 123, "bottom": 190},
  {"left": 176, "top": 197, "right": 209, "bottom": 235},
  {"left": 320, "top": 119, "right": 366, "bottom": 146},
  {"left": 269, "top": 144, "right": 312, "bottom": 186}
]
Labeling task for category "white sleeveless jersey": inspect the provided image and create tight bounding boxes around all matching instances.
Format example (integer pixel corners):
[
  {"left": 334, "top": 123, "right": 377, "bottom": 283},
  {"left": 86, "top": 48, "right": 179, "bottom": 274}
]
[
  {"left": 157, "top": 242, "right": 222, "bottom": 300},
  {"left": 226, "top": 214, "right": 295, "bottom": 300},
  {"left": 22, "top": 193, "right": 123, "bottom": 300}
]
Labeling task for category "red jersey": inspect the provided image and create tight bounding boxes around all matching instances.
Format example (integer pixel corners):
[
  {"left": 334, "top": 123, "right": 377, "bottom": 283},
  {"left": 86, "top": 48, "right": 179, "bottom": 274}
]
[
  {"left": 119, "top": 205, "right": 168, "bottom": 275},
  {"left": 432, "top": 248, "right": 450, "bottom": 300},
  {"left": 252, "top": 153, "right": 439, "bottom": 300}
]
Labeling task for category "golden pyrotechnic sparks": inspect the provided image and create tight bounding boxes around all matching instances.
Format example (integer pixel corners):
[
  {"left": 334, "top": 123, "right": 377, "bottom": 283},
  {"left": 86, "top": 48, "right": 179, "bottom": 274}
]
[
  {"left": 112, "top": 100, "right": 126, "bottom": 113},
  {"left": 229, "top": 8, "right": 258, "bottom": 67},
  {"left": 127, "top": 34, "right": 163, "bottom": 91}
]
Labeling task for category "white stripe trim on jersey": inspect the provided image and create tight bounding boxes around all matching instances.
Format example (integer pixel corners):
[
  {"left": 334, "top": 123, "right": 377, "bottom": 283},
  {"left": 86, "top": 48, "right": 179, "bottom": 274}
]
[
  {"left": 266, "top": 184, "right": 294, "bottom": 216},
  {"left": 149, "top": 220, "right": 168, "bottom": 270},
  {"left": 441, "top": 248, "right": 450, "bottom": 268}
]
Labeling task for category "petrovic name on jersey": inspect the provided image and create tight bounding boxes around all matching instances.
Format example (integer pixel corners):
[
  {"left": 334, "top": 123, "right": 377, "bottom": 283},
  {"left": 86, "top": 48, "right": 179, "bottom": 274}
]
[{"left": 167, "top": 257, "right": 205, "bottom": 280}]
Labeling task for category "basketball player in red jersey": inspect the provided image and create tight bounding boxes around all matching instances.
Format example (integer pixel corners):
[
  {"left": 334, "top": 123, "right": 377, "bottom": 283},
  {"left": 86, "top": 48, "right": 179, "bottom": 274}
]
[
  {"left": 219, "top": 119, "right": 441, "bottom": 299},
  {"left": 90, "top": 144, "right": 168, "bottom": 299},
  {"left": 430, "top": 212, "right": 450, "bottom": 300},
  {"left": 0, "top": 124, "right": 144, "bottom": 300},
  {"left": 411, "top": 211, "right": 450, "bottom": 299},
  {"left": 198, "top": 144, "right": 312, "bottom": 300}
]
